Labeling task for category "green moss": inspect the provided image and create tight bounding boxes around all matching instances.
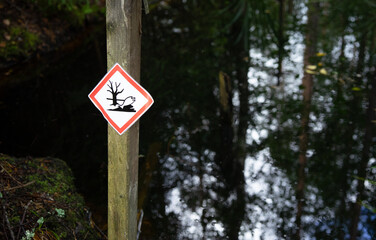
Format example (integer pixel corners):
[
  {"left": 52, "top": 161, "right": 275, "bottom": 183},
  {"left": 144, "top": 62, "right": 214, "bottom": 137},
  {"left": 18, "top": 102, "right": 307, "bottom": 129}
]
[
  {"left": 10, "top": 215, "right": 21, "bottom": 225},
  {"left": 0, "top": 26, "right": 40, "bottom": 60},
  {"left": 31, "top": 0, "right": 104, "bottom": 25},
  {"left": 0, "top": 1, "right": 104, "bottom": 63},
  {"left": 26, "top": 158, "right": 86, "bottom": 208},
  {"left": 1, "top": 154, "right": 101, "bottom": 240},
  {"left": 0, "top": 153, "right": 15, "bottom": 164}
]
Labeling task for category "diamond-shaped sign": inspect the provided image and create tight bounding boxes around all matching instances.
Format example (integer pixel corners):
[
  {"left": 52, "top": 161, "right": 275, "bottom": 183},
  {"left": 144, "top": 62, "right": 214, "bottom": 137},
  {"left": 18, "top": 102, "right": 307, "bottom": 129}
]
[{"left": 89, "top": 63, "right": 154, "bottom": 135}]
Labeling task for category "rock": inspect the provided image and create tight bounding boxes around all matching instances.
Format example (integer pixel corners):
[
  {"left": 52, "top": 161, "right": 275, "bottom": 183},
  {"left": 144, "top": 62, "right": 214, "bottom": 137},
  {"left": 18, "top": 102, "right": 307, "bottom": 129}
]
[{"left": 0, "top": 154, "right": 105, "bottom": 240}]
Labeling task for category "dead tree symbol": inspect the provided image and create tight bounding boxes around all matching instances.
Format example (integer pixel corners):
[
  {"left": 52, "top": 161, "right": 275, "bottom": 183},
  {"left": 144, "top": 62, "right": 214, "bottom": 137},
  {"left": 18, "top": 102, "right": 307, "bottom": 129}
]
[{"left": 107, "top": 81, "right": 123, "bottom": 106}]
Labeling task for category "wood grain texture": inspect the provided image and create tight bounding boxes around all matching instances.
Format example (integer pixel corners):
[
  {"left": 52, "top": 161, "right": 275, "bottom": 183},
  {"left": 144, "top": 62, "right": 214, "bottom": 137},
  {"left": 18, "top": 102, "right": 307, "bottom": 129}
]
[{"left": 106, "top": 0, "right": 142, "bottom": 239}]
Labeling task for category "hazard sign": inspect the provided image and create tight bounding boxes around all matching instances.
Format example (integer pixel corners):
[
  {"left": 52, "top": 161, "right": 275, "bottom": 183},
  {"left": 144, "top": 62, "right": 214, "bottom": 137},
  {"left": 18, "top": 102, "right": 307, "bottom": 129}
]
[{"left": 89, "top": 63, "right": 154, "bottom": 135}]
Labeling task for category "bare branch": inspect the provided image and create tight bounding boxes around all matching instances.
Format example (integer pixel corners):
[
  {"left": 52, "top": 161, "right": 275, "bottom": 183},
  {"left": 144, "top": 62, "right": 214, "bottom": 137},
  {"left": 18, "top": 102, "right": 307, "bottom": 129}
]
[
  {"left": 114, "top": 82, "right": 124, "bottom": 94},
  {"left": 0, "top": 164, "right": 22, "bottom": 185},
  {"left": 16, "top": 200, "right": 32, "bottom": 239},
  {"left": 2, "top": 181, "right": 35, "bottom": 192},
  {"left": 108, "top": 81, "right": 124, "bottom": 95},
  {"left": 107, "top": 81, "right": 114, "bottom": 93},
  {"left": 2, "top": 201, "right": 15, "bottom": 240},
  {"left": 115, "top": 82, "right": 121, "bottom": 92}
]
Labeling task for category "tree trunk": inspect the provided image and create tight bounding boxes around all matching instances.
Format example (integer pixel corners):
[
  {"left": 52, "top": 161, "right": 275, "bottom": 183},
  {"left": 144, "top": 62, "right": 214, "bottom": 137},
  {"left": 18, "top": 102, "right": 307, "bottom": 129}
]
[
  {"left": 335, "top": 27, "right": 350, "bottom": 240},
  {"left": 277, "top": 0, "right": 285, "bottom": 86},
  {"left": 218, "top": 71, "right": 235, "bottom": 185},
  {"left": 236, "top": 48, "right": 250, "bottom": 178},
  {"left": 217, "top": 70, "right": 246, "bottom": 240},
  {"left": 349, "top": 74, "right": 376, "bottom": 240},
  {"left": 215, "top": 3, "right": 251, "bottom": 238},
  {"left": 106, "top": 0, "right": 142, "bottom": 239},
  {"left": 349, "top": 33, "right": 375, "bottom": 240},
  {"left": 229, "top": 42, "right": 248, "bottom": 240},
  {"left": 295, "top": 1, "right": 320, "bottom": 239},
  {"left": 111, "top": 93, "right": 118, "bottom": 105}
]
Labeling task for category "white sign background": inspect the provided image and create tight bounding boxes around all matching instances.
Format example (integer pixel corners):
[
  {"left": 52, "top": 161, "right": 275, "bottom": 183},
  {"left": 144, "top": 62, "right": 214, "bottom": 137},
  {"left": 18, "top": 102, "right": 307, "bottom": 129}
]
[{"left": 89, "top": 63, "right": 154, "bottom": 134}]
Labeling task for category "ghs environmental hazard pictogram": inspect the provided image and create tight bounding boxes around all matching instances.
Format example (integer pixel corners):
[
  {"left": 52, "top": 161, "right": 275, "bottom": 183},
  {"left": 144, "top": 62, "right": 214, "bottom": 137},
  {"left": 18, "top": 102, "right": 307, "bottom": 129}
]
[{"left": 88, "top": 63, "right": 154, "bottom": 135}]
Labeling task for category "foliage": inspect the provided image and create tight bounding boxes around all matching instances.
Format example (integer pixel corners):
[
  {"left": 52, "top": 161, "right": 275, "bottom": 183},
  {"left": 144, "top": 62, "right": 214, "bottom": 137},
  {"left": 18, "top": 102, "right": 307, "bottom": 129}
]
[
  {"left": 30, "top": 0, "right": 104, "bottom": 25},
  {"left": 0, "top": 0, "right": 104, "bottom": 65},
  {"left": 0, "top": 27, "right": 39, "bottom": 59}
]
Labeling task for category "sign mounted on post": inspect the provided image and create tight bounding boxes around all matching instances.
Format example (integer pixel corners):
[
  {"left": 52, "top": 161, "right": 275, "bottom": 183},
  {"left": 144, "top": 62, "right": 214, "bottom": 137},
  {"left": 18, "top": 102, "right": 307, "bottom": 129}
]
[{"left": 89, "top": 63, "right": 154, "bottom": 135}]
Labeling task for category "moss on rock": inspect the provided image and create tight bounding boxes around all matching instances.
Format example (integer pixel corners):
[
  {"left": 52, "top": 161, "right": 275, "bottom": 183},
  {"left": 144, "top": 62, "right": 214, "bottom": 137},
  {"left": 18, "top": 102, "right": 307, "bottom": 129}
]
[{"left": 0, "top": 153, "right": 105, "bottom": 240}]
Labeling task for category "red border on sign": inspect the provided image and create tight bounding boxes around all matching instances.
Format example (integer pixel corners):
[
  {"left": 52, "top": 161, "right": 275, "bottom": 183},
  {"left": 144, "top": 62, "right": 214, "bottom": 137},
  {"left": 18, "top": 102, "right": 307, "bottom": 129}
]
[{"left": 88, "top": 63, "right": 154, "bottom": 135}]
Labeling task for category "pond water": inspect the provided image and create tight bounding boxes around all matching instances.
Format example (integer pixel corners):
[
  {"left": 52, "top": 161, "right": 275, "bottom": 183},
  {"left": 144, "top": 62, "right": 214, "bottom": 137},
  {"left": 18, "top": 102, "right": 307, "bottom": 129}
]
[{"left": 1, "top": 23, "right": 375, "bottom": 240}]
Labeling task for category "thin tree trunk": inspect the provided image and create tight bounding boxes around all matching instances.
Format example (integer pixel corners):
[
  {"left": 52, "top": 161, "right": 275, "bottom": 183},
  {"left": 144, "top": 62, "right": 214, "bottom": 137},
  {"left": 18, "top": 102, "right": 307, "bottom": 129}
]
[
  {"left": 218, "top": 71, "right": 235, "bottom": 184},
  {"left": 236, "top": 50, "right": 250, "bottom": 172},
  {"left": 217, "top": 70, "right": 246, "bottom": 240},
  {"left": 230, "top": 43, "right": 249, "bottom": 240},
  {"left": 295, "top": 1, "right": 320, "bottom": 239},
  {"left": 228, "top": 184, "right": 246, "bottom": 240},
  {"left": 336, "top": 28, "right": 350, "bottom": 240},
  {"left": 349, "top": 32, "right": 374, "bottom": 240},
  {"left": 229, "top": 38, "right": 249, "bottom": 240},
  {"left": 216, "top": 5, "right": 250, "bottom": 237},
  {"left": 287, "top": 0, "right": 293, "bottom": 14},
  {"left": 277, "top": 0, "right": 285, "bottom": 86},
  {"left": 199, "top": 153, "right": 207, "bottom": 240},
  {"left": 349, "top": 73, "right": 376, "bottom": 240}
]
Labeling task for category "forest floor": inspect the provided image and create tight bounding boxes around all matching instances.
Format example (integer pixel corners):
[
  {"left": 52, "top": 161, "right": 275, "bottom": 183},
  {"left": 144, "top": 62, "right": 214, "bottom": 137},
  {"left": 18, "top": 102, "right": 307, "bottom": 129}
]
[{"left": 0, "top": 0, "right": 105, "bottom": 69}]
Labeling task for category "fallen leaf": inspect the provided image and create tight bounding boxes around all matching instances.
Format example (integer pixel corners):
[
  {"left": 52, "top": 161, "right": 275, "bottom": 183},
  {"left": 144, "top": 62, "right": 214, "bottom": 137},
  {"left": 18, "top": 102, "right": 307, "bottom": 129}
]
[
  {"left": 305, "top": 69, "right": 317, "bottom": 74},
  {"left": 316, "top": 52, "right": 326, "bottom": 57},
  {"left": 3, "top": 19, "right": 10, "bottom": 26},
  {"left": 4, "top": 33, "right": 11, "bottom": 41},
  {"left": 307, "top": 65, "right": 317, "bottom": 70},
  {"left": 352, "top": 87, "right": 361, "bottom": 91},
  {"left": 319, "top": 68, "right": 328, "bottom": 75}
]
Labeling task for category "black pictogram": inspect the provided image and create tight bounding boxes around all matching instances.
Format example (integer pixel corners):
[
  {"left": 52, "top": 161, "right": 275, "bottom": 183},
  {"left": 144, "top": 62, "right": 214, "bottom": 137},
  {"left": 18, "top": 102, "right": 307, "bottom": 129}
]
[{"left": 106, "top": 81, "right": 136, "bottom": 112}]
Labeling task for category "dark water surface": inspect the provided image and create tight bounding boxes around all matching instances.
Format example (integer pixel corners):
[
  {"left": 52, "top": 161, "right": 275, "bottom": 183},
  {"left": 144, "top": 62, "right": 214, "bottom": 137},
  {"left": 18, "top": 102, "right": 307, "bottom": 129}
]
[
  {"left": 1, "top": 27, "right": 376, "bottom": 240},
  {"left": 0, "top": 27, "right": 108, "bottom": 205}
]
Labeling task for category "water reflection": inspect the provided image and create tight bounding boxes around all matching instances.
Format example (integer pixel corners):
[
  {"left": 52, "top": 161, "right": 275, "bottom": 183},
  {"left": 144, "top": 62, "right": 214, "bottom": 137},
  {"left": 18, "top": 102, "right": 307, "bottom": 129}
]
[{"left": 1, "top": 10, "right": 376, "bottom": 240}]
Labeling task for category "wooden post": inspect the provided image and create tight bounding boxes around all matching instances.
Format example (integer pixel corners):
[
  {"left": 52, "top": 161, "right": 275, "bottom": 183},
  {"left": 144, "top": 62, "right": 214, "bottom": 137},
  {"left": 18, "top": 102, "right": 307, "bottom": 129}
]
[{"left": 106, "top": 0, "right": 142, "bottom": 239}]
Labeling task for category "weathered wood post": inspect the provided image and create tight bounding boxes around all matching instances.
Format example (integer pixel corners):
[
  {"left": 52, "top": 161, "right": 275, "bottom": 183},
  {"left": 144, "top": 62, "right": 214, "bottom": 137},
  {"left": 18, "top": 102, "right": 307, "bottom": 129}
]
[{"left": 106, "top": 0, "right": 142, "bottom": 239}]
